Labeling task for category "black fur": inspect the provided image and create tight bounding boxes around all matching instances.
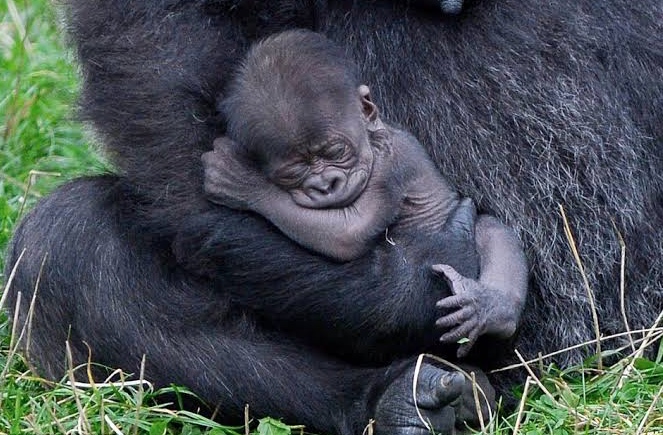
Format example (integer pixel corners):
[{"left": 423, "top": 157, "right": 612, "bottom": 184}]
[
  {"left": 7, "top": 174, "right": 490, "bottom": 434},
  {"left": 4, "top": 0, "right": 663, "bottom": 434}
]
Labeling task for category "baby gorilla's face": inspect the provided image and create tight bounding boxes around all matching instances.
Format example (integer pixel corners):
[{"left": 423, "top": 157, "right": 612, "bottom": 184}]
[{"left": 266, "top": 114, "right": 374, "bottom": 209}]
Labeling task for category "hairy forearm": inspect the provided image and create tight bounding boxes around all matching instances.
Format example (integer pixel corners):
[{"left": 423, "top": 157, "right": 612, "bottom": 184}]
[{"left": 172, "top": 209, "right": 446, "bottom": 353}]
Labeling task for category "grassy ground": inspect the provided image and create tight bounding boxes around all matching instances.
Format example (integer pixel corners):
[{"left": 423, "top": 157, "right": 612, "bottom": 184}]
[{"left": 1, "top": 0, "right": 662, "bottom": 434}]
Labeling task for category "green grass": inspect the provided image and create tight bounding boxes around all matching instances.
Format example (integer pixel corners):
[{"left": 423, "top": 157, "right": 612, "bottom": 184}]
[
  {"left": 1, "top": 0, "right": 662, "bottom": 434},
  {"left": 0, "top": 0, "right": 107, "bottom": 256}
]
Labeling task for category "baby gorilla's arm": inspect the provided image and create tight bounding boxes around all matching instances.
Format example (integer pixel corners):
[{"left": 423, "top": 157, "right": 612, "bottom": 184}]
[
  {"left": 253, "top": 185, "right": 396, "bottom": 261},
  {"left": 434, "top": 216, "right": 528, "bottom": 357},
  {"left": 203, "top": 137, "right": 403, "bottom": 262}
]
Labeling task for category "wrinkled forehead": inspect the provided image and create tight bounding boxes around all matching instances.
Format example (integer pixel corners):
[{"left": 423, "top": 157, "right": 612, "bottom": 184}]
[{"left": 267, "top": 92, "right": 364, "bottom": 152}]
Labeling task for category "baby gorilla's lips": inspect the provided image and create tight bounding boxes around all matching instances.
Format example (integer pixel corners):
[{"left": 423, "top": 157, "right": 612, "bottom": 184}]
[{"left": 334, "top": 168, "right": 369, "bottom": 207}]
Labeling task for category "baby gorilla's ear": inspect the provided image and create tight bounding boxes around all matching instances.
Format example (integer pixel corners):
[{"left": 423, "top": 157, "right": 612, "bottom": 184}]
[{"left": 358, "top": 85, "right": 378, "bottom": 122}]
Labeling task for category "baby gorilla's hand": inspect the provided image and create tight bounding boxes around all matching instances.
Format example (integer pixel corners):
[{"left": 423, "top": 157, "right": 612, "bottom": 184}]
[
  {"left": 433, "top": 264, "right": 491, "bottom": 358},
  {"left": 202, "top": 137, "right": 269, "bottom": 211}
]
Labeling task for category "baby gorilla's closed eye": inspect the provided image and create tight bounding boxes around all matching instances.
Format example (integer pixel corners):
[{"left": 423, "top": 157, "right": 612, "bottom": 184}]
[{"left": 323, "top": 141, "right": 348, "bottom": 161}]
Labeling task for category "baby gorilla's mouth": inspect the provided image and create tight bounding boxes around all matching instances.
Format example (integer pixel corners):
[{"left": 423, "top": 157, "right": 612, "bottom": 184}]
[{"left": 333, "top": 168, "right": 369, "bottom": 207}]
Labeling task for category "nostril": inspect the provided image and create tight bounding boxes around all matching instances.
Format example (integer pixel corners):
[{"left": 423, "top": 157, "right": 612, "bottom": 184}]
[
  {"left": 328, "top": 176, "right": 341, "bottom": 193},
  {"left": 307, "top": 184, "right": 330, "bottom": 196},
  {"left": 305, "top": 172, "right": 345, "bottom": 197}
]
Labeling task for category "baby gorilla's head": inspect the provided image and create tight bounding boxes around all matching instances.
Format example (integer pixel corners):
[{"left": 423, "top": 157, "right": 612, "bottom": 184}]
[{"left": 223, "top": 30, "right": 380, "bottom": 209}]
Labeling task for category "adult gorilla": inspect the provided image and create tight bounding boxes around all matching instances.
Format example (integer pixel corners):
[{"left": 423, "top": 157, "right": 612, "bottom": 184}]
[{"left": 5, "top": 0, "right": 663, "bottom": 434}]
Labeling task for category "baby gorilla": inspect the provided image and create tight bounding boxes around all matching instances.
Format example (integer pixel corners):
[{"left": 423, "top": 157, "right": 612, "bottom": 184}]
[{"left": 203, "top": 30, "right": 528, "bottom": 357}]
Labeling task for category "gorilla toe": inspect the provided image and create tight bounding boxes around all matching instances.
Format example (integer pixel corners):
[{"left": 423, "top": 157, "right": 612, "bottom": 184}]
[{"left": 374, "top": 363, "right": 463, "bottom": 435}]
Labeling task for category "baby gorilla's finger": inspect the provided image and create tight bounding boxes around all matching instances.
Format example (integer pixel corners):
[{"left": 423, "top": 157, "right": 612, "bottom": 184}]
[
  {"left": 436, "top": 294, "right": 471, "bottom": 310},
  {"left": 455, "top": 328, "right": 481, "bottom": 358},
  {"left": 435, "top": 306, "right": 474, "bottom": 330},
  {"left": 432, "top": 264, "right": 470, "bottom": 296},
  {"left": 432, "top": 263, "right": 462, "bottom": 280},
  {"left": 439, "top": 319, "right": 478, "bottom": 344},
  {"left": 456, "top": 343, "right": 472, "bottom": 359}
]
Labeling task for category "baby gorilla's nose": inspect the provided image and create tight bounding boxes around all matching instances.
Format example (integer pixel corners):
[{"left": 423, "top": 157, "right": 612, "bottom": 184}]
[
  {"left": 304, "top": 171, "right": 345, "bottom": 196},
  {"left": 292, "top": 167, "right": 368, "bottom": 209},
  {"left": 296, "top": 169, "right": 359, "bottom": 208}
]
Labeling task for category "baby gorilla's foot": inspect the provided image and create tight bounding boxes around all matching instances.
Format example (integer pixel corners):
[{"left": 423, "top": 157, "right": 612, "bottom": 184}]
[{"left": 433, "top": 264, "right": 489, "bottom": 358}]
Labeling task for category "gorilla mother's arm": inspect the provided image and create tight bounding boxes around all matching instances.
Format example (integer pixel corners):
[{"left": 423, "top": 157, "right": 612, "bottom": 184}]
[
  {"left": 5, "top": 176, "right": 485, "bottom": 435},
  {"left": 173, "top": 206, "right": 449, "bottom": 358}
]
